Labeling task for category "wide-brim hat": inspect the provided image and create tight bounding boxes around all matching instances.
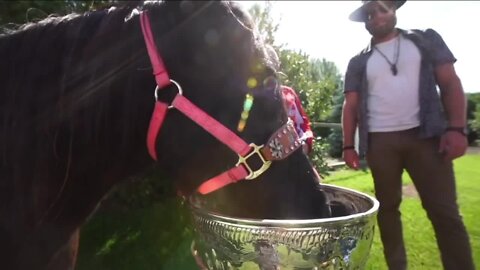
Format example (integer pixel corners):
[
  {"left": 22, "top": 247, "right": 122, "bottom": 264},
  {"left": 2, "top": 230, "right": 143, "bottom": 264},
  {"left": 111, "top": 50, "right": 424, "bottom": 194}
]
[{"left": 349, "top": 0, "right": 406, "bottom": 22}]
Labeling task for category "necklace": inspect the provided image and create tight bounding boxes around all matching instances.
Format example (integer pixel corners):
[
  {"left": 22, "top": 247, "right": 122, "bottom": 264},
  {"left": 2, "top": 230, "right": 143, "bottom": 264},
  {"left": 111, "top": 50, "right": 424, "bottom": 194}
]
[{"left": 373, "top": 36, "right": 400, "bottom": 76}]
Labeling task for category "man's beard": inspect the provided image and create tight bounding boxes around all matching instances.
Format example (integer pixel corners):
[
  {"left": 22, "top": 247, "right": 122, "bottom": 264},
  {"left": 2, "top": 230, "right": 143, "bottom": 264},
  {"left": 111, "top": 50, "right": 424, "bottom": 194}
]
[{"left": 365, "top": 16, "right": 397, "bottom": 40}]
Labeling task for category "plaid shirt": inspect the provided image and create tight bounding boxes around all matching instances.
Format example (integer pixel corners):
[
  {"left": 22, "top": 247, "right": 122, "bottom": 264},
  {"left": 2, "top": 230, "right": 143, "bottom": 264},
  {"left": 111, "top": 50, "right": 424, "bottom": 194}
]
[
  {"left": 344, "top": 28, "right": 456, "bottom": 158},
  {"left": 281, "top": 86, "right": 314, "bottom": 153}
]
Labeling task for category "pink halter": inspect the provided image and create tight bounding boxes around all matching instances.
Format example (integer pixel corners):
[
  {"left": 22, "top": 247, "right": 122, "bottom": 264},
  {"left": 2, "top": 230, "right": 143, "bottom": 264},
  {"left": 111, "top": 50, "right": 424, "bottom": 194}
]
[{"left": 140, "top": 11, "right": 302, "bottom": 194}]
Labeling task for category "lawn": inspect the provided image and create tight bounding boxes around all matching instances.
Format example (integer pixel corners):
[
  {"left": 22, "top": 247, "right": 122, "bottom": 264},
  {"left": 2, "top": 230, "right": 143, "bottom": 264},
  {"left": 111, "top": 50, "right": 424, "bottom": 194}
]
[
  {"left": 323, "top": 154, "right": 480, "bottom": 270},
  {"left": 76, "top": 154, "right": 480, "bottom": 269}
]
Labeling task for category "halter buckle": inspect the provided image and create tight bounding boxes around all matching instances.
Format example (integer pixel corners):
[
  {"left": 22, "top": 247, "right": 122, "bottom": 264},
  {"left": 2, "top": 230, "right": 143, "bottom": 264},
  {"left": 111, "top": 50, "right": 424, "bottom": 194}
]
[{"left": 236, "top": 143, "right": 272, "bottom": 180}]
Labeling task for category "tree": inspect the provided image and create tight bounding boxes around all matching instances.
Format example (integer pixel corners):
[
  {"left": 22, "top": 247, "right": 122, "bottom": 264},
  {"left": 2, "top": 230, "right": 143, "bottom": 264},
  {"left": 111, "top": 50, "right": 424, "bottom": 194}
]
[
  {"left": 326, "top": 90, "right": 345, "bottom": 158},
  {"left": 473, "top": 107, "right": 480, "bottom": 143},
  {"left": 248, "top": 2, "right": 279, "bottom": 46},
  {"left": 248, "top": 3, "right": 343, "bottom": 174},
  {"left": 277, "top": 51, "right": 340, "bottom": 123},
  {"left": 467, "top": 93, "right": 480, "bottom": 144}
]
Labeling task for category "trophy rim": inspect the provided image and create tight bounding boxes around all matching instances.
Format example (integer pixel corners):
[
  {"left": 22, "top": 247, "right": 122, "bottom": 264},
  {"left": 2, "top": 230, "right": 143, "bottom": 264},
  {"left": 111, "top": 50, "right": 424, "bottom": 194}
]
[{"left": 189, "top": 184, "right": 379, "bottom": 228}]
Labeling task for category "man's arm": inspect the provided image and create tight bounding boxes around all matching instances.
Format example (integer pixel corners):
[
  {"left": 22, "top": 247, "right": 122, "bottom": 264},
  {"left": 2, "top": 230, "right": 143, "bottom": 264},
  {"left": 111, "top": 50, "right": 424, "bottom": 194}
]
[
  {"left": 435, "top": 63, "right": 468, "bottom": 160},
  {"left": 342, "top": 91, "right": 360, "bottom": 169},
  {"left": 436, "top": 63, "right": 466, "bottom": 127}
]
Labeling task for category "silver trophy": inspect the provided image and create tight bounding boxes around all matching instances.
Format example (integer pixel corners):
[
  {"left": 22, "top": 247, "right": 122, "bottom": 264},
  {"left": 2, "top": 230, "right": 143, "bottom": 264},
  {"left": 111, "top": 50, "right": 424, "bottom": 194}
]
[{"left": 189, "top": 184, "right": 379, "bottom": 269}]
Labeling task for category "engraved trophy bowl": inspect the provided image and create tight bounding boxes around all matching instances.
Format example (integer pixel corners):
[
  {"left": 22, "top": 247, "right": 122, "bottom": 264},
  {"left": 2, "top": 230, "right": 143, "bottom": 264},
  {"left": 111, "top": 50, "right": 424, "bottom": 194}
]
[{"left": 189, "top": 184, "right": 379, "bottom": 270}]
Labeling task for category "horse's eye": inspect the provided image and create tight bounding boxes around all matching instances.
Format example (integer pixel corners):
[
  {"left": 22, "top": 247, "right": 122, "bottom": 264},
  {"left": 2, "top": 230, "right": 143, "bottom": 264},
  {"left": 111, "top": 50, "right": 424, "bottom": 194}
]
[{"left": 263, "top": 75, "right": 278, "bottom": 91}]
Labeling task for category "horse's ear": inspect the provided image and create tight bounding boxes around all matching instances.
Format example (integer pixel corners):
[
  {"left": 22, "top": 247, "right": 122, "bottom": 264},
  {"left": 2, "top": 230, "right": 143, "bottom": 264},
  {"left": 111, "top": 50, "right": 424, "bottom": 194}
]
[{"left": 227, "top": 1, "right": 255, "bottom": 30}]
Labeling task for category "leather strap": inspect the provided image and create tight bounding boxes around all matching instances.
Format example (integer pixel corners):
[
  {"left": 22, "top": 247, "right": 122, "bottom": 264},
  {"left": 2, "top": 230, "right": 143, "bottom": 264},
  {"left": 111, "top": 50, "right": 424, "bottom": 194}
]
[{"left": 261, "top": 120, "right": 302, "bottom": 161}]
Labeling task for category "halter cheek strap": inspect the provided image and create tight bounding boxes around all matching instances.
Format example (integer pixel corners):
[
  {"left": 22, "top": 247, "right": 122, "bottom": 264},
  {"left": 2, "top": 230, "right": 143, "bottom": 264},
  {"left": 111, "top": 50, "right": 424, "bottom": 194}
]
[
  {"left": 146, "top": 102, "right": 169, "bottom": 160},
  {"left": 140, "top": 11, "right": 171, "bottom": 160},
  {"left": 140, "top": 11, "right": 302, "bottom": 195},
  {"left": 140, "top": 11, "right": 170, "bottom": 88}
]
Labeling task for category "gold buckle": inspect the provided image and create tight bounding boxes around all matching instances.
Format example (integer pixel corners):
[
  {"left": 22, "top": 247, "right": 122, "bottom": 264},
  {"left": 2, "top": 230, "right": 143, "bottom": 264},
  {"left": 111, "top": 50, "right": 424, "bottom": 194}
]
[{"left": 236, "top": 143, "right": 272, "bottom": 180}]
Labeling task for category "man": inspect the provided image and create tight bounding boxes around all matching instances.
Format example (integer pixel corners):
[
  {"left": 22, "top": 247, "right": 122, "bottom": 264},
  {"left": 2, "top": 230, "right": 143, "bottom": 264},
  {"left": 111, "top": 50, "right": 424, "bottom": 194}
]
[{"left": 342, "top": 1, "right": 475, "bottom": 269}]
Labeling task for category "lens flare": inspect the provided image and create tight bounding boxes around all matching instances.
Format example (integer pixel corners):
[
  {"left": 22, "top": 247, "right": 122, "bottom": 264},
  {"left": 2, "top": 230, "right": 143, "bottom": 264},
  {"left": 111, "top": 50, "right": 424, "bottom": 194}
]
[
  {"left": 237, "top": 93, "right": 254, "bottom": 132},
  {"left": 247, "top": 77, "right": 257, "bottom": 89}
]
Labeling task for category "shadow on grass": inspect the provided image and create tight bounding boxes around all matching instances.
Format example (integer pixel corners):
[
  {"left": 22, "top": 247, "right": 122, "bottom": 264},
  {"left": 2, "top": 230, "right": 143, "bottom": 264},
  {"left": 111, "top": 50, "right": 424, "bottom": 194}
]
[{"left": 76, "top": 198, "right": 197, "bottom": 270}]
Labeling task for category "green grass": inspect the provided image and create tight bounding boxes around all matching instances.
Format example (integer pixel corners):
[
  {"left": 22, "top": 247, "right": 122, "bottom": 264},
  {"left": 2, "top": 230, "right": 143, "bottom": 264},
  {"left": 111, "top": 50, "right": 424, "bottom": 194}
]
[
  {"left": 76, "top": 154, "right": 480, "bottom": 269},
  {"left": 76, "top": 198, "right": 197, "bottom": 270},
  {"left": 323, "top": 154, "right": 480, "bottom": 270}
]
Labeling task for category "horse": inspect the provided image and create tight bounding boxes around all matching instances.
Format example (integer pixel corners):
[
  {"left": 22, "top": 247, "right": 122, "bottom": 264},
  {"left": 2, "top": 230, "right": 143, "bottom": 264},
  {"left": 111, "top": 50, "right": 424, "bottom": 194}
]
[{"left": 0, "top": 1, "right": 335, "bottom": 269}]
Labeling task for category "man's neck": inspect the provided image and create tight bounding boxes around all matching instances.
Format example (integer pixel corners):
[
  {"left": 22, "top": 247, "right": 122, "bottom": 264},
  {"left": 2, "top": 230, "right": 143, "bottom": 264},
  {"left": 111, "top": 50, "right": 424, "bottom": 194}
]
[{"left": 372, "top": 29, "right": 399, "bottom": 44}]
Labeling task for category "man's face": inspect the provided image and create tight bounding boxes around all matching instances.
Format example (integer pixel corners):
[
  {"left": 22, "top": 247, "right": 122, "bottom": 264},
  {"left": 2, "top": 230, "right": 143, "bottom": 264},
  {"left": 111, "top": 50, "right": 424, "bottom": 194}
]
[{"left": 363, "top": 1, "right": 397, "bottom": 38}]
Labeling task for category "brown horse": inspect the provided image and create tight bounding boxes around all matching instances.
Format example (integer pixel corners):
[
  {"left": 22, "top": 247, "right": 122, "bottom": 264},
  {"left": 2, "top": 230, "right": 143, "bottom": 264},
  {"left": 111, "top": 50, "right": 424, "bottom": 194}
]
[{"left": 0, "top": 1, "right": 333, "bottom": 269}]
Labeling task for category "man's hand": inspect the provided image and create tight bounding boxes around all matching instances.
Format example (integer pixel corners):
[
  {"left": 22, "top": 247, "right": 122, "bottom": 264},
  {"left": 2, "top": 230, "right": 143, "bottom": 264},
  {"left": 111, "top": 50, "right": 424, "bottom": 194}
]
[
  {"left": 439, "top": 131, "right": 468, "bottom": 161},
  {"left": 343, "top": 149, "right": 360, "bottom": 170}
]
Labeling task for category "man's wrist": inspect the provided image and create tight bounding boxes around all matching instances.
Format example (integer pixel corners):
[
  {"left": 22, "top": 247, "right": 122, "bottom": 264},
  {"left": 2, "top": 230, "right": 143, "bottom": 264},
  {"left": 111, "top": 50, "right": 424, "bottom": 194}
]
[
  {"left": 342, "top": 145, "right": 355, "bottom": 151},
  {"left": 446, "top": 126, "right": 467, "bottom": 136}
]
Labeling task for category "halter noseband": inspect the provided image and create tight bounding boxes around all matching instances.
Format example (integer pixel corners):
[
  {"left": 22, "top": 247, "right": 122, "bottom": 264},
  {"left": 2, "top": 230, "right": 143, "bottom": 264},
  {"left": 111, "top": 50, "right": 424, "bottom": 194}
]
[{"left": 140, "top": 11, "right": 302, "bottom": 195}]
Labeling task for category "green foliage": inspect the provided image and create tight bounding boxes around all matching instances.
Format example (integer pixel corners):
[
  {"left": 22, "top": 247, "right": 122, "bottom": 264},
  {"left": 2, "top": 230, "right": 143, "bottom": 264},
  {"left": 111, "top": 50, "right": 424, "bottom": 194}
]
[
  {"left": 467, "top": 93, "right": 480, "bottom": 144},
  {"left": 106, "top": 169, "right": 176, "bottom": 211},
  {"left": 248, "top": 2, "right": 279, "bottom": 46},
  {"left": 310, "top": 138, "right": 331, "bottom": 176},
  {"left": 278, "top": 50, "right": 339, "bottom": 121},
  {"left": 473, "top": 107, "right": 480, "bottom": 133},
  {"left": 327, "top": 129, "right": 343, "bottom": 158},
  {"left": 326, "top": 90, "right": 345, "bottom": 158},
  {"left": 277, "top": 49, "right": 344, "bottom": 159},
  {"left": 77, "top": 198, "right": 196, "bottom": 270}
]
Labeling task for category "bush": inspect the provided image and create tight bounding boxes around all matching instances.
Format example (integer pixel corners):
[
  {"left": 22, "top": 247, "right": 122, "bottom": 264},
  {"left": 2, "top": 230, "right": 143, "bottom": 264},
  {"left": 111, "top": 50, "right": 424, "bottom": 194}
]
[
  {"left": 105, "top": 169, "right": 175, "bottom": 211},
  {"left": 310, "top": 137, "right": 331, "bottom": 176},
  {"left": 327, "top": 128, "right": 343, "bottom": 158}
]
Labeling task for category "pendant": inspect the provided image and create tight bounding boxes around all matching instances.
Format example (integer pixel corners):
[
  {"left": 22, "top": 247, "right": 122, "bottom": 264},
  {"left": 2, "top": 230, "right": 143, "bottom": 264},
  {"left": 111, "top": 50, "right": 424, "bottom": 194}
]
[{"left": 391, "top": 64, "right": 398, "bottom": 76}]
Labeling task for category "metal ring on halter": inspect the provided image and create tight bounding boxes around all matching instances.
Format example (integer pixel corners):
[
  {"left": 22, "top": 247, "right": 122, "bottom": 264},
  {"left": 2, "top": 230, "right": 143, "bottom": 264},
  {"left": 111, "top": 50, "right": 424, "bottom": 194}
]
[{"left": 153, "top": 79, "right": 183, "bottom": 109}]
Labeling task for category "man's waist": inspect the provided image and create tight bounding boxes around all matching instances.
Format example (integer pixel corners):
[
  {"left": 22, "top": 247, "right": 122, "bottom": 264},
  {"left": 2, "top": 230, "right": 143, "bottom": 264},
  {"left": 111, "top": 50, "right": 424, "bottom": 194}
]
[
  {"left": 368, "top": 122, "right": 420, "bottom": 133},
  {"left": 368, "top": 125, "right": 420, "bottom": 134}
]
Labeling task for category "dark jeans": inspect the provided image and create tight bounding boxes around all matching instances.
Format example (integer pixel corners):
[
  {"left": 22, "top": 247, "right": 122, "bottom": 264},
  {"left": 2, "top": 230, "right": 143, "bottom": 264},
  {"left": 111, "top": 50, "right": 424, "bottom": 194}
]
[{"left": 366, "top": 127, "right": 475, "bottom": 270}]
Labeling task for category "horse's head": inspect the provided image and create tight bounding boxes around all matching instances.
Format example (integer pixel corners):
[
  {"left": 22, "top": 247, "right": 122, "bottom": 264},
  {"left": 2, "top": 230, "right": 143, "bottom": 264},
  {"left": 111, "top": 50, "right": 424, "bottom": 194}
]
[
  {"left": 143, "top": 1, "right": 331, "bottom": 219},
  {"left": 0, "top": 1, "right": 331, "bottom": 268}
]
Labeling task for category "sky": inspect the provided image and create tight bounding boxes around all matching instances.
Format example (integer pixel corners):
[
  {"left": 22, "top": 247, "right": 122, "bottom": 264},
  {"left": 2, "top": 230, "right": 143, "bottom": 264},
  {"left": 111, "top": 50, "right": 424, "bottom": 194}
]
[{"left": 237, "top": 1, "right": 480, "bottom": 93}]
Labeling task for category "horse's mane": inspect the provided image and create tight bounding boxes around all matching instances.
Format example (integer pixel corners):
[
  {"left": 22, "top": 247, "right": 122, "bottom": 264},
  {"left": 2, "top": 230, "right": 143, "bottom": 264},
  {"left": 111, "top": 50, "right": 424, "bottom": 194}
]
[
  {"left": 0, "top": 4, "right": 153, "bottom": 237},
  {"left": 0, "top": 4, "right": 143, "bottom": 134}
]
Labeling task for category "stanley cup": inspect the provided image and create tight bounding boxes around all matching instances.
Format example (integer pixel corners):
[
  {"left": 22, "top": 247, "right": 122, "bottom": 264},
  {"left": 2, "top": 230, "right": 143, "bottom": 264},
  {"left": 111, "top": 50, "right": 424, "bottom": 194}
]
[{"left": 189, "top": 184, "right": 379, "bottom": 269}]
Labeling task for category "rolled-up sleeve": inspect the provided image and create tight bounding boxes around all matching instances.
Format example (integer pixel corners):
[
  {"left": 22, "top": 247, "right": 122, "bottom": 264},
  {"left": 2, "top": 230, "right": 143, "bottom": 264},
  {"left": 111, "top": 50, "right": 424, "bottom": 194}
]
[
  {"left": 344, "top": 57, "right": 362, "bottom": 93},
  {"left": 425, "top": 28, "right": 456, "bottom": 66}
]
